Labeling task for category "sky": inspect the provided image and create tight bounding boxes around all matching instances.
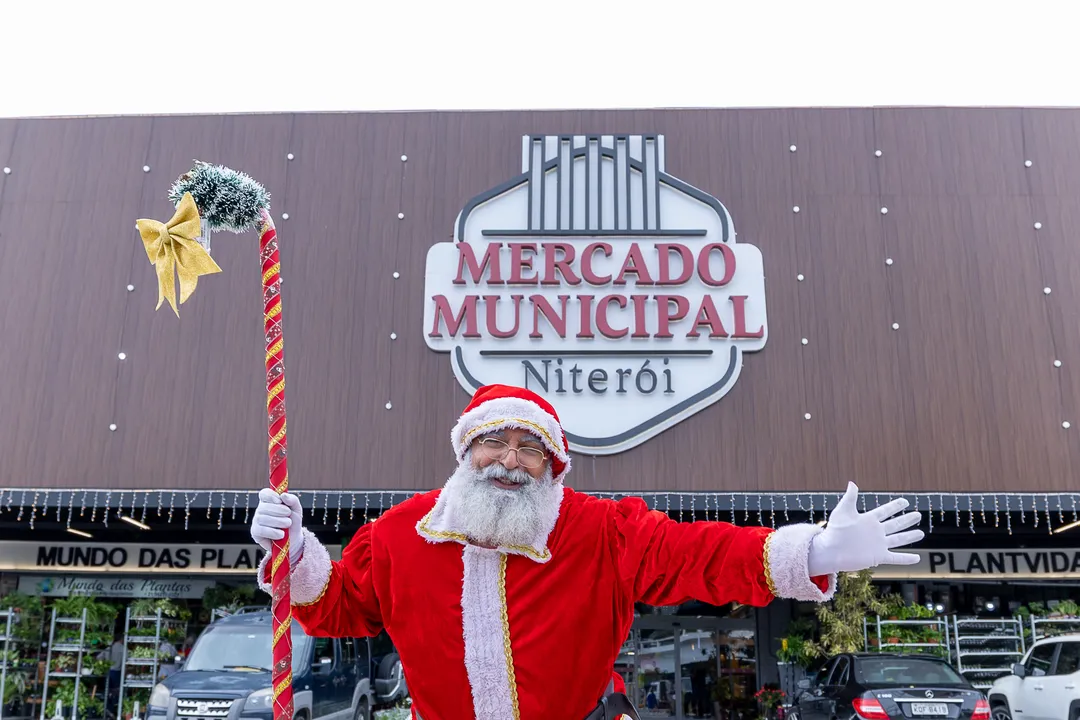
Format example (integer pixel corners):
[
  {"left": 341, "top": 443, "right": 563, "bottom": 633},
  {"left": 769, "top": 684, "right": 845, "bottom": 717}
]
[{"left": 3, "top": 0, "right": 1078, "bottom": 118}]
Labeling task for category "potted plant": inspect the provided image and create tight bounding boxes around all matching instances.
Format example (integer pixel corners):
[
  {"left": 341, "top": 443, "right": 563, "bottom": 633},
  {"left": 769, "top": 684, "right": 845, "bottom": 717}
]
[
  {"left": 754, "top": 685, "right": 785, "bottom": 720},
  {"left": 807, "top": 570, "right": 887, "bottom": 658}
]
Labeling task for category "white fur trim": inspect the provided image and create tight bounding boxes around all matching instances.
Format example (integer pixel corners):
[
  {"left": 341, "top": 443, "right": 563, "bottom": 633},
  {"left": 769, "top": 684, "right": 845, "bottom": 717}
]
[
  {"left": 415, "top": 485, "right": 563, "bottom": 564},
  {"left": 451, "top": 396, "right": 572, "bottom": 483},
  {"left": 461, "top": 546, "right": 517, "bottom": 720},
  {"left": 256, "top": 528, "right": 332, "bottom": 605},
  {"left": 766, "top": 524, "right": 837, "bottom": 602}
]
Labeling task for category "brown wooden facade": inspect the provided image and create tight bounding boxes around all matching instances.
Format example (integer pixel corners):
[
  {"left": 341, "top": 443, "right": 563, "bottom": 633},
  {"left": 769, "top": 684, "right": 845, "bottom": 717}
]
[{"left": 1, "top": 108, "right": 1078, "bottom": 496}]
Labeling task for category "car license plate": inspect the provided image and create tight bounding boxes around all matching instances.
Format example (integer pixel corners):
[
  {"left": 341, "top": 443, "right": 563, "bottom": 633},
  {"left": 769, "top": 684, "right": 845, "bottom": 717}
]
[{"left": 911, "top": 702, "right": 949, "bottom": 716}]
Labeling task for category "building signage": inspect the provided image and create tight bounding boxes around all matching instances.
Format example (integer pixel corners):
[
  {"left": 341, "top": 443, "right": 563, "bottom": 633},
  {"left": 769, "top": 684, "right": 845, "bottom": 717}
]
[
  {"left": 0, "top": 541, "right": 267, "bottom": 574},
  {"left": 18, "top": 575, "right": 217, "bottom": 599},
  {"left": 873, "top": 548, "right": 1080, "bottom": 580},
  {"left": 424, "top": 134, "right": 768, "bottom": 455}
]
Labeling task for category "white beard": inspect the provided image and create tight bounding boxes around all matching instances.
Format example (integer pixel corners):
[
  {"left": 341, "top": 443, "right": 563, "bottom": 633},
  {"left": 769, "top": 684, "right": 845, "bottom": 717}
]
[{"left": 439, "top": 453, "right": 562, "bottom": 549}]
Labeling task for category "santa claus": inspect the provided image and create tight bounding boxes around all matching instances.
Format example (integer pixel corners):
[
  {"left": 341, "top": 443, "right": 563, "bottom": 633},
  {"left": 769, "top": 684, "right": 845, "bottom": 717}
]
[{"left": 251, "top": 384, "right": 923, "bottom": 720}]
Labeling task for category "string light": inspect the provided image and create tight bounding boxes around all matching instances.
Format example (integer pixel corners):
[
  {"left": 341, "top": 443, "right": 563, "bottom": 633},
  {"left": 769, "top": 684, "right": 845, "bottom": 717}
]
[
  {"left": 140, "top": 493, "right": 149, "bottom": 524},
  {"left": 928, "top": 495, "right": 933, "bottom": 534},
  {"left": 769, "top": 495, "right": 776, "bottom": 528},
  {"left": 980, "top": 495, "right": 986, "bottom": 524},
  {"left": 783, "top": 494, "right": 790, "bottom": 522},
  {"left": 232, "top": 492, "right": 238, "bottom": 521},
  {"left": 104, "top": 491, "right": 112, "bottom": 527},
  {"left": 335, "top": 494, "right": 342, "bottom": 532},
  {"left": 169, "top": 492, "right": 176, "bottom": 524},
  {"left": 730, "top": 494, "right": 736, "bottom": 524},
  {"left": 1005, "top": 496, "right": 1013, "bottom": 535},
  {"left": 244, "top": 492, "right": 251, "bottom": 524},
  {"left": 350, "top": 492, "right": 355, "bottom": 521},
  {"left": 29, "top": 492, "right": 39, "bottom": 529},
  {"left": 968, "top": 496, "right": 975, "bottom": 533},
  {"left": 994, "top": 495, "right": 1000, "bottom": 527},
  {"left": 363, "top": 492, "right": 370, "bottom": 523},
  {"left": 184, "top": 493, "right": 192, "bottom": 530}
]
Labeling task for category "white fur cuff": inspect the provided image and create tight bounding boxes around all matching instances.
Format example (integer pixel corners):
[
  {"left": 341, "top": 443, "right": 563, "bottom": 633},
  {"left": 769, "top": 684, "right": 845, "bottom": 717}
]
[
  {"left": 256, "top": 528, "right": 333, "bottom": 606},
  {"left": 765, "top": 524, "right": 837, "bottom": 602}
]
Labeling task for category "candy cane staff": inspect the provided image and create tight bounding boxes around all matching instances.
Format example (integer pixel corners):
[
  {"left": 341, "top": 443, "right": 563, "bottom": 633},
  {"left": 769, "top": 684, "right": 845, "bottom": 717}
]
[
  {"left": 136, "top": 163, "right": 295, "bottom": 720},
  {"left": 249, "top": 383, "right": 928, "bottom": 720}
]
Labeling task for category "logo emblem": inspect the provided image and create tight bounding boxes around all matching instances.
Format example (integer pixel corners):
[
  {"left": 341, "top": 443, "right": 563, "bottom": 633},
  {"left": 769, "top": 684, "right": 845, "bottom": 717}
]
[
  {"left": 925, "top": 690, "right": 934, "bottom": 698},
  {"left": 196, "top": 702, "right": 209, "bottom": 714},
  {"left": 425, "top": 134, "right": 768, "bottom": 455}
]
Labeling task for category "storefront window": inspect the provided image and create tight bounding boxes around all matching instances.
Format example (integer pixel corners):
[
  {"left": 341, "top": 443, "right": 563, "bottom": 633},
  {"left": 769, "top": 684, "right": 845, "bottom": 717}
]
[{"left": 622, "top": 606, "right": 757, "bottom": 719}]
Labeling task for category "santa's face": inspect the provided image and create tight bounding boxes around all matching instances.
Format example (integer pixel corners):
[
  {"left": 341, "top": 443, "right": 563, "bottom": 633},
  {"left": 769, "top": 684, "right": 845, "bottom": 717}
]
[
  {"left": 471, "top": 428, "right": 550, "bottom": 482},
  {"left": 439, "top": 428, "right": 563, "bottom": 548}
]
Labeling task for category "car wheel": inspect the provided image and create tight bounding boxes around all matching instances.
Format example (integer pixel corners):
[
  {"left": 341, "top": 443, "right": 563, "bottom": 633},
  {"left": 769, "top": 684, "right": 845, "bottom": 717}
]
[
  {"left": 991, "top": 702, "right": 1012, "bottom": 720},
  {"left": 353, "top": 697, "right": 370, "bottom": 720},
  {"left": 784, "top": 710, "right": 799, "bottom": 720}
]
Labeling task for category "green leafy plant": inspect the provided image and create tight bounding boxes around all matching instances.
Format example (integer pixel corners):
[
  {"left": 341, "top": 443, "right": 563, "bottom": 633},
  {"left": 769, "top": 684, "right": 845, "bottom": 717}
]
[
  {"left": 122, "top": 689, "right": 150, "bottom": 719},
  {"left": 0, "top": 592, "right": 44, "bottom": 642},
  {"left": 49, "top": 680, "right": 104, "bottom": 720},
  {"left": 1, "top": 669, "right": 28, "bottom": 705},
  {"left": 202, "top": 584, "right": 258, "bottom": 615},
  {"left": 807, "top": 570, "right": 887, "bottom": 658},
  {"left": 1054, "top": 599, "right": 1080, "bottom": 617}
]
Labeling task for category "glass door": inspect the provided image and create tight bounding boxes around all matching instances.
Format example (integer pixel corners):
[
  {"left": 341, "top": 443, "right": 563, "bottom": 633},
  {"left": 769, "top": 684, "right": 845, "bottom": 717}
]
[{"left": 626, "top": 617, "right": 757, "bottom": 720}]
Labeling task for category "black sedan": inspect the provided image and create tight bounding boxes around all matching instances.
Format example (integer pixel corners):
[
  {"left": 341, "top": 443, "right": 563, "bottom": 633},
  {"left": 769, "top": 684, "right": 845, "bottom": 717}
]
[{"left": 788, "top": 653, "right": 991, "bottom": 719}]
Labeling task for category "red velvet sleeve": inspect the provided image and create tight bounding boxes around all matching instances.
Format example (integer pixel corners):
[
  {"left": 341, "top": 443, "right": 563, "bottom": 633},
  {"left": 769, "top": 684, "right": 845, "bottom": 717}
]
[
  {"left": 610, "top": 497, "right": 833, "bottom": 606},
  {"left": 289, "top": 522, "right": 384, "bottom": 638},
  {"left": 610, "top": 497, "right": 775, "bottom": 607}
]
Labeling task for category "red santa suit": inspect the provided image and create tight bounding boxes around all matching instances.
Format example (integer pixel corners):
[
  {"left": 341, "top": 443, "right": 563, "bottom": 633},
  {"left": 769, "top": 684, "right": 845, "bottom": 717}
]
[{"left": 259, "top": 385, "right": 835, "bottom": 720}]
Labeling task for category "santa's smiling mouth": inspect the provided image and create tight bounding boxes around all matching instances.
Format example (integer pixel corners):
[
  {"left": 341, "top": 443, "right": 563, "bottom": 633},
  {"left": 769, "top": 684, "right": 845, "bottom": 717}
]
[{"left": 491, "top": 477, "right": 526, "bottom": 490}]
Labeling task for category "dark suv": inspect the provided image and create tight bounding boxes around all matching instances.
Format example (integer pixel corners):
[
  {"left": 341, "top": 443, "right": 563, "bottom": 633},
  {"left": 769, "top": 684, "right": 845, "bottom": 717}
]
[{"left": 148, "top": 610, "right": 407, "bottom": 720}]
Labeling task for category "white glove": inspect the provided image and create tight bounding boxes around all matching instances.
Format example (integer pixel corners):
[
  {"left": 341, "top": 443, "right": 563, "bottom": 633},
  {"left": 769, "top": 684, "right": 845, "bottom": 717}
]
[
  {"left": 250, "top": 488, "right": 305, "bottom": 565},
  {"left": 807, "top": 482, "right": 924, "bottom": 577}
]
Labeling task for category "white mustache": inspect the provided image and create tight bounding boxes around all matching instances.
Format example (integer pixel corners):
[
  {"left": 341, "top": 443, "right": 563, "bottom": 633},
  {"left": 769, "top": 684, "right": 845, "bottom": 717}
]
[{"left": 478, "top": 463, "right": 534, "bottom": 486}]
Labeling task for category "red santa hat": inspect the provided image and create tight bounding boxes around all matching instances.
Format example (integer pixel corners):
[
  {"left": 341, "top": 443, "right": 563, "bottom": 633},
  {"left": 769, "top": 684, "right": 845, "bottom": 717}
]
[{"left": 451, "top": 384, "right": 572, "bottom": 484}]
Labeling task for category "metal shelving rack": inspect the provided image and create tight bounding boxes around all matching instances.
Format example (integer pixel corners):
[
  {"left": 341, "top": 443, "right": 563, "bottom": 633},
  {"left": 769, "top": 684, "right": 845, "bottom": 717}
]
[
  {"left": 118, "top": 608, "right": 186, "bottom": 716},
  {"left": 1, "top": 607, "right": 40, "bottom": 720},
  {"left": 864, "top": 617, "right": 952, "bottom": 662},
  {"left": 1029, "top": 615, "right": 1080, "bottom": 644},
  {"left": 39, "top": 609, "right": 89, "bottom": 720},
  {"left": 952, "top": 617, "right": 1026, "bottom": 690}
]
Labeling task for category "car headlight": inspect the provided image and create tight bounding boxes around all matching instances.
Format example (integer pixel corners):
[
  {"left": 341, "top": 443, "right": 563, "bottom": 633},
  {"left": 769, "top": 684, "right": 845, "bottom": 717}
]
[
  {"left": 243, "top": 688, "right": 274, "bottom": 711},
  {"left": 149, "top": 683, "right": 171, "bottom": 708}
]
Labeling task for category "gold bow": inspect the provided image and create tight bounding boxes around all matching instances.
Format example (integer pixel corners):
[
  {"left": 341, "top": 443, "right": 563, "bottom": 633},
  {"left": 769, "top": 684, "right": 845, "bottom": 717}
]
[{"left": 136, "top": 192, "right": 222, "bottom": 316}]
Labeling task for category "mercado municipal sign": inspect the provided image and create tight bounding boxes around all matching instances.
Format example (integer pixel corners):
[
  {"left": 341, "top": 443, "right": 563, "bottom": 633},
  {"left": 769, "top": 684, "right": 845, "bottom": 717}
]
[{"left": 424, "top": 134, "right": 768, "bottom": 455}]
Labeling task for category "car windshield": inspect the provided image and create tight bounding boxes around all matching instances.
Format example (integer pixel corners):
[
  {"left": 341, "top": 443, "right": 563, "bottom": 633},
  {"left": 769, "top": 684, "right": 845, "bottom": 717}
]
[
  {"left": 185, "top": 621, "right": 311, "bottom": 674},
  {"left": 855, "top": 657, "right": 966, "bottom": 685}
]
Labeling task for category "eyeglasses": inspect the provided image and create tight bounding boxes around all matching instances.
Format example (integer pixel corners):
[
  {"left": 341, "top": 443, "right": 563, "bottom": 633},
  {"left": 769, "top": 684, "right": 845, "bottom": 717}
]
[{"left": 476, "top": 437, "right": 548, "bottom": 469}]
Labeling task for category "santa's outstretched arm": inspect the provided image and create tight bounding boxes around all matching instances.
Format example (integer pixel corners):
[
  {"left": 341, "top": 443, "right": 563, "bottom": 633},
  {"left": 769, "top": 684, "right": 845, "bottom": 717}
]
[
  {"left": 252, "top": 490, "right": 384, "bottom": 637},
  {"left": 611, "top": 482, "right": 922, "bottom": 607}
]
